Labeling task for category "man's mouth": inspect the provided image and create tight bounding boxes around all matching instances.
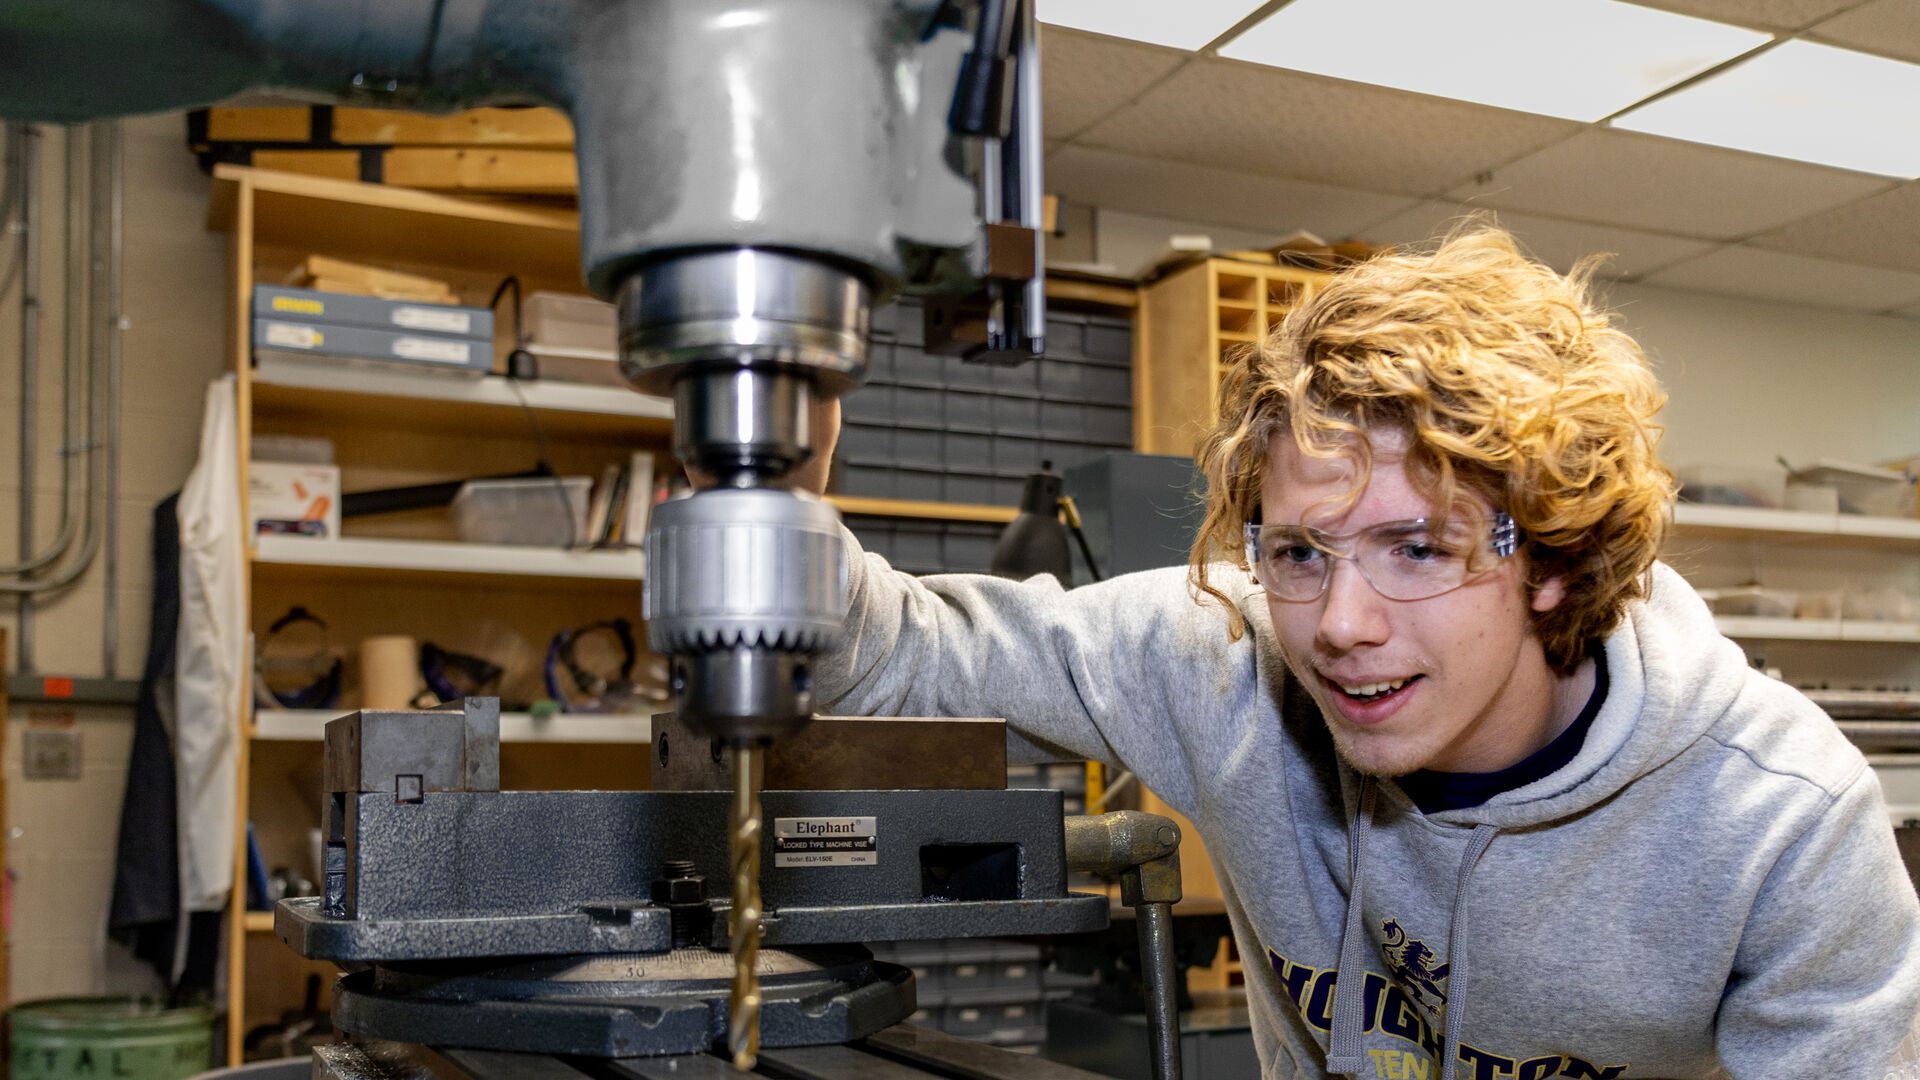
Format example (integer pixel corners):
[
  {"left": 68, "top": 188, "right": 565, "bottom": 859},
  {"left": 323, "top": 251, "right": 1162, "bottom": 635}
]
[{"left": 1330, "top": 674, "right": 1422, "bottom": 703}]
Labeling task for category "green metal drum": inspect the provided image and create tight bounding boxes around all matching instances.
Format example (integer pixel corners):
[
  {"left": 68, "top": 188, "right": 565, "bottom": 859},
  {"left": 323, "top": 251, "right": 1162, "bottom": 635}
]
[{"left": 9, "top": 998, "right": 214, "bottom": 1080}]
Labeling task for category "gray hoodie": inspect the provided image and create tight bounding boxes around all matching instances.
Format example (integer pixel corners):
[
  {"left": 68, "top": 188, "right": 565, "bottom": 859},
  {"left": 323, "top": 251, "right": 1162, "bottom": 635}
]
[{"left": 815, "top": 536, "right": 1920, "bottom": 1078}]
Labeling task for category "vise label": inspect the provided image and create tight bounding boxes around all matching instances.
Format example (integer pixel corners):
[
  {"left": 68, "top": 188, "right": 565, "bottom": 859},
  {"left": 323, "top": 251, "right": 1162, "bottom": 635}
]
[{"left": 774, "top": 816, "right": 878, "bottom": 867}]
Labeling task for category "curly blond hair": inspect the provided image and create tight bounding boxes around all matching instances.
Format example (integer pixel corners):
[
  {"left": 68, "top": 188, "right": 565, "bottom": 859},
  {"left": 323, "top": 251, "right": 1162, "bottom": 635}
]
[{"left": 1190, "top": 223, "right": 1675, "bottom": 674}]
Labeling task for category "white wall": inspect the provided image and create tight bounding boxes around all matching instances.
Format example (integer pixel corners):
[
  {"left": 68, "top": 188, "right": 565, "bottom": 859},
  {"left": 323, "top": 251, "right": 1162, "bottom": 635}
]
[
  {"left": 1606, "top": 282, "right": 1920, "bottom": 473},
  {"left": 1, "top": 112, "right": 225, "bottom": 1001}
]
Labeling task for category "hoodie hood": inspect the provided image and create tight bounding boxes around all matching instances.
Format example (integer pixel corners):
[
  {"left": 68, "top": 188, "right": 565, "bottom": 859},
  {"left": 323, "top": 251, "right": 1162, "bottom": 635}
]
[{"left": 1416, "top": 561, "right": 1756, "bottom": 830}]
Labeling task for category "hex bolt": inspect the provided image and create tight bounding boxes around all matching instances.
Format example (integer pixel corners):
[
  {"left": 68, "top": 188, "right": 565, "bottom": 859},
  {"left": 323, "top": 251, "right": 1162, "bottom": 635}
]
[{"left": 651, "top": 858, "right": 713, "bottom": 948}]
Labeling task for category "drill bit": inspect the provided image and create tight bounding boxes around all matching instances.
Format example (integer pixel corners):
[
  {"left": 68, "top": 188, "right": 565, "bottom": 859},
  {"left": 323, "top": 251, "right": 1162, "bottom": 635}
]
[{"left": 727, "top": 741, "right": 766, "bottom": 1070}]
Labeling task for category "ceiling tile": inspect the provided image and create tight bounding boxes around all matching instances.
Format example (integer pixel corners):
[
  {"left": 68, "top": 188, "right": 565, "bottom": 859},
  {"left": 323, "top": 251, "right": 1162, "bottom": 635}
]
[
  {"left": 1040, "top": 26, "right": 1189, "bottom": 140},
  {"left": 1448, "top": 129, "right": 1888, "bottom": 240},
  {"left": 1072, "top": 58, "right": 1579, "bottom": 197},
  {"left": 1045, "top": 145, "right": 1417, "bottom": 237},
  {"left": 1751, "top": 182, "right": 1920, "bottom": 272},
  {"left": 1807, "top": 0, "right": 1920, "bottom": 63},
  {"left": 1355, "top": 201, "right": 1717, "bottom": 279},
  {"left": 1628, "top": 0, "right": 1856, "bottom": 31},
  {"left": 1643, "top": 245, "right": 1920, "bottom": 311}
]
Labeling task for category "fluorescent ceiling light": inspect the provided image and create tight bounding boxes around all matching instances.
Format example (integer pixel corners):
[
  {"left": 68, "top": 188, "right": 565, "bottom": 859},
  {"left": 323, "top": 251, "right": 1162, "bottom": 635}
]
[
  {"left": 1217, "top": 0, "right": 1768, "bottom": 122},
  {"left": 1038, "top": 0, "right": 1266, "bottom": 52},
  {"left": 1613, "top": 39, "right": 1920, "bottom": 178}
]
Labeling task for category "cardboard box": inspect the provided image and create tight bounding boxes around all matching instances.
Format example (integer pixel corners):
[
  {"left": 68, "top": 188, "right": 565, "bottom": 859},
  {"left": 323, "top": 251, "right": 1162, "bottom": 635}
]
[
  {"left": 252, "top": 319, "right": 491, "bottom": 374},
  {"left": 249, "top": 462, "right": 341, "bottom": 539},
  {"left": 253, "top": 285, "right": 493, "bottom": 340}
]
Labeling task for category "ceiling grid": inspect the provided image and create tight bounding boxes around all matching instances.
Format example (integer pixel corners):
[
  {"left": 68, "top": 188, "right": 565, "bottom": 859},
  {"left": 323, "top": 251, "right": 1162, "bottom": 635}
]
[{"left": 1038, "top": 0, "right": 1920, "bottom": 315}]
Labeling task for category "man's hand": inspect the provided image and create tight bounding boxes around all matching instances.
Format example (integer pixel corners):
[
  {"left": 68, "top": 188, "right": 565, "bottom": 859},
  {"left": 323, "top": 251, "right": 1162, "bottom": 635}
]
[{"left": 789, "top": 396, "right": 840, "bottom": 498}]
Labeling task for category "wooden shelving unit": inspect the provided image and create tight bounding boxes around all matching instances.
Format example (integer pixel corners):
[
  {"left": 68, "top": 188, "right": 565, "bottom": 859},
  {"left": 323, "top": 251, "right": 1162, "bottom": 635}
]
[
  {"left": 1133, "top": 258, "right": 1333, "bottom": 457},
  {"left": 208, "top": 166, "right": 679, "bottom": 1064}
]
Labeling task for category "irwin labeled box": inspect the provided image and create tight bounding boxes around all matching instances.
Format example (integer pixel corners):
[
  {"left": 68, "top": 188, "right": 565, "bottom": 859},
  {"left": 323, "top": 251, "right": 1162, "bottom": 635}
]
[{"left": 253, "top": 285, "right": 493, "bottom": 341}]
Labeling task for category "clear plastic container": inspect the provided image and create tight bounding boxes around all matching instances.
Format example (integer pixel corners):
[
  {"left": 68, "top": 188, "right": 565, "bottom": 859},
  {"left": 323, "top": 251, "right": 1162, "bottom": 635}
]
[
  {"left": 451, "top": 477, "right": 591, "bottom": 547},
  {"left": 1783, "top": 482, "right": 1839, "bottom": 515},
  {"left": 1795, "top": 589, "right": 1843, "bottom": 620},
  {"left": 1709, "top": 586, "right": 1797, "bottom": 618},
  {"left": 1844, "top": 587, "right": 1920, "bottom": 622},
  {"left": 524, "top": 291, "right": 617, "bottom": 354},
  {"left": 1676, "top": 464, "right": 1786, "bottom": 509}
]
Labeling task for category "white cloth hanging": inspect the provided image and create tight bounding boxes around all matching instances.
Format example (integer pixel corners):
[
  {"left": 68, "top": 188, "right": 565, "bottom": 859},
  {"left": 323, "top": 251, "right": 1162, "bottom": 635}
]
[{"left": 174, "top": 375, "right": 243, "bottom": 913}]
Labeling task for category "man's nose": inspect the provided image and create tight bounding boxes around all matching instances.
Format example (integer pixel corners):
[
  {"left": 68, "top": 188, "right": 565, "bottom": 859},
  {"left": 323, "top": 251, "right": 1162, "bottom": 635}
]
[{"left": 1317, "top": 558, "right": 1391, "bottom": 651}]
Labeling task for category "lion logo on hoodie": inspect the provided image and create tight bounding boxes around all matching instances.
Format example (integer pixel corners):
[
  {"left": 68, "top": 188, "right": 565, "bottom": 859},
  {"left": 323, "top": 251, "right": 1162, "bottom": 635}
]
[{"left": 1381, "top": 918, "right": 1450, "bottom": 1015}]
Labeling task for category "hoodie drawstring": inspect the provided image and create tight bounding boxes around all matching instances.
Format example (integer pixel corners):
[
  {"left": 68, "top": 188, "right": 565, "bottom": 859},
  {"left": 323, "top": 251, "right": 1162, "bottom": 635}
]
[
  {"left": 1324, "top": 778, "right": 1377, "bottom": 1074},
  {"left": 1325, "top": 781, "right": 1501, "bottom": 1079},
  {"left": 1440, "top": 824, "right": 1497, "bottom": 1076}
]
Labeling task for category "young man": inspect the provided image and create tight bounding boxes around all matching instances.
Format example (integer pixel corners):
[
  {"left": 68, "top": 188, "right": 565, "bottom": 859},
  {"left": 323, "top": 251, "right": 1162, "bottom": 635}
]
[{"left": 806, "top": 228, "right": 1920, "bottom": 1077}]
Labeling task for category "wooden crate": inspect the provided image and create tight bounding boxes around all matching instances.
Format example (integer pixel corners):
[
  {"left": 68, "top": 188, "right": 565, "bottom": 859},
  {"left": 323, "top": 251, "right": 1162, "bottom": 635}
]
[{"left": 190, "top": 106, "right": 578, "bottom": 195}]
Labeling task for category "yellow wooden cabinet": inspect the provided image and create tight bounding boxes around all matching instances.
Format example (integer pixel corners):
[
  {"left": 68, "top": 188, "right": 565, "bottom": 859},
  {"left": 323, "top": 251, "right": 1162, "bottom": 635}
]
[{"left": 1133, "top": 258, "right": 1333, "bottom": 458}]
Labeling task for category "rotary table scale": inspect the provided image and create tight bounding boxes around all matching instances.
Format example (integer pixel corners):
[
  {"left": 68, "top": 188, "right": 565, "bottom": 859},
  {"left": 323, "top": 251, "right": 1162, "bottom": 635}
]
[{"left": 278, "top": 699, "right": 1189, "bottom": 1080}]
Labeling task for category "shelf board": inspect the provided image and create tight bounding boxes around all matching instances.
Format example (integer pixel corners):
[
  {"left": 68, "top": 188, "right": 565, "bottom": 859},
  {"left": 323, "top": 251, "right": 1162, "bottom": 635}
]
[
  {"left": 251, "top": 352, "right": 671, "bottom": 441},
  {"left": 254, "top": 708, "right": 653, "bottom": 743},
  {"left": 1715, "top": 616, "right": 1920, "bottom": 643},
  {"left": 1673, "top": 503, "right": 1920, "bottom": 548},
  {"left": 829, "top": 495, "right": 1017, "bottom": 525},
  {"left": 252, "top": 534, "right": 646, "bottom": 587},
  {"left": 1716, "top": 616, "right": 1840, "bottom": 641},
  {"left": 210, "top": 165, "right": 581, "bottom": 285}
]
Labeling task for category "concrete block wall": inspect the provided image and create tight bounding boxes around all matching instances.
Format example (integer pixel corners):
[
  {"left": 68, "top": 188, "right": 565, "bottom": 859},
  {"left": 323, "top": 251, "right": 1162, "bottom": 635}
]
[{"left": 0, "top": 114, "right": 226, "bottom": 1001}]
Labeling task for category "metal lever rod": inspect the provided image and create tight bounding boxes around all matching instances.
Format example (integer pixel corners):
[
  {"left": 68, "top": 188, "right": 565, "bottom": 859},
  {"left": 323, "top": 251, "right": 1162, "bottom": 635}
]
[
  {"left": 1135, "top": 901, "right": 1180, "bottom": 1080},
  {"left": 1062, "top": 811, "right": 1185, "bottom": 1080}
]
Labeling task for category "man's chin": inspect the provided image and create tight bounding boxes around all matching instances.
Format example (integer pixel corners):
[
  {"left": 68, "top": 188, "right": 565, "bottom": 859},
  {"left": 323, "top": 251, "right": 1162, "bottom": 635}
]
[{"left": 1327, "top": 724, "right": 1430, "bottom": 779}]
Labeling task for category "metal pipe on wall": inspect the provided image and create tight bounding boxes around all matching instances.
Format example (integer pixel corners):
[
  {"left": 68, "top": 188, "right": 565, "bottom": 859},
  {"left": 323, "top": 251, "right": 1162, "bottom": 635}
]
[
  {"left": 95, "top": 121, "right": 122, "bottom": 677},
  {"left": 3, "top": 123, "right": 94, "bottom": 577},
  {"left": 0, "top": 123, "right": 23, "bottom": 297},
  {"left": 13, "top": 122, "right": 40, "bottom": 670},
  {"left": 3, "top": 124, "right": 111, "bottom": 678}
]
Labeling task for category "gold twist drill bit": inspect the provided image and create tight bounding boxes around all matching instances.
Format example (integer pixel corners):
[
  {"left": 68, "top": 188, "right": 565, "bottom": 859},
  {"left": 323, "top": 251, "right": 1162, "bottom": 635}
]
[{"left": 728, "top": 741, "right": 766, "bottom": 1070}]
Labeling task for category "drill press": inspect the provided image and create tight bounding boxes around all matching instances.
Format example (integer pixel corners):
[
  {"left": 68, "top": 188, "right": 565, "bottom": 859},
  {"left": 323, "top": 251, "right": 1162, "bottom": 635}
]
[{"left": 2, "top": 0, "right": 1107, "bottom": 1071}]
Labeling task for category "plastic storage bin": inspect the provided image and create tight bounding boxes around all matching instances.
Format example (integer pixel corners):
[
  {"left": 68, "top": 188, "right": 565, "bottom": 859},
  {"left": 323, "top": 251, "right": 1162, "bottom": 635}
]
[
  {"left": 1788, "top": 461, "right": 1914, "bottom": 517},
  {"left": 452, "top": 477, "right": 591, "bottom": 547}
]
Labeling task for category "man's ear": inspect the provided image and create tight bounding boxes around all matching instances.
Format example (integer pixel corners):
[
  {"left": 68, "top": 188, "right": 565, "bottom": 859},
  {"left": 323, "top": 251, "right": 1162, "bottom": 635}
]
[{"left": 1530, "top": 573, "right": 1568, "bottom": 614}]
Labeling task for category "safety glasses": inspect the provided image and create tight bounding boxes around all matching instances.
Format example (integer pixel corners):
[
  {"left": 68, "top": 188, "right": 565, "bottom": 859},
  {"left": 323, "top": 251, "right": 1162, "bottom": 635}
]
[{"left": 1244, "top": 512, "right": 1519, "bottom": 602}]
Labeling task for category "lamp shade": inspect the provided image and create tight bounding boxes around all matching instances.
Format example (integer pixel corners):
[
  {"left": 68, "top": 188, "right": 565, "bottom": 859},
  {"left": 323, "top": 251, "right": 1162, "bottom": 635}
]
[{"left": 991, "top": 468, "right": 1071, "bottom": 580}]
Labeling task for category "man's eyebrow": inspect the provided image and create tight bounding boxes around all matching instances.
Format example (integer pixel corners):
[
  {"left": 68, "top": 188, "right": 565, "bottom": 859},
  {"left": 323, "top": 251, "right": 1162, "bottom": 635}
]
[{"left": 1366, "top": 520, "right": 1432, "bottom": 538}]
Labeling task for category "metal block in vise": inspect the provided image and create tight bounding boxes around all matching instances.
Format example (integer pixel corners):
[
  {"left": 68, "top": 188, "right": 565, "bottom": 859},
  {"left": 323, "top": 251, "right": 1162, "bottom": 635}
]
[
  {"left": 324, "top": 699, "right": 501, "bottom": 799},
  {"left": 651, "top": 713, "right": 1007, "bottom": 792}
]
